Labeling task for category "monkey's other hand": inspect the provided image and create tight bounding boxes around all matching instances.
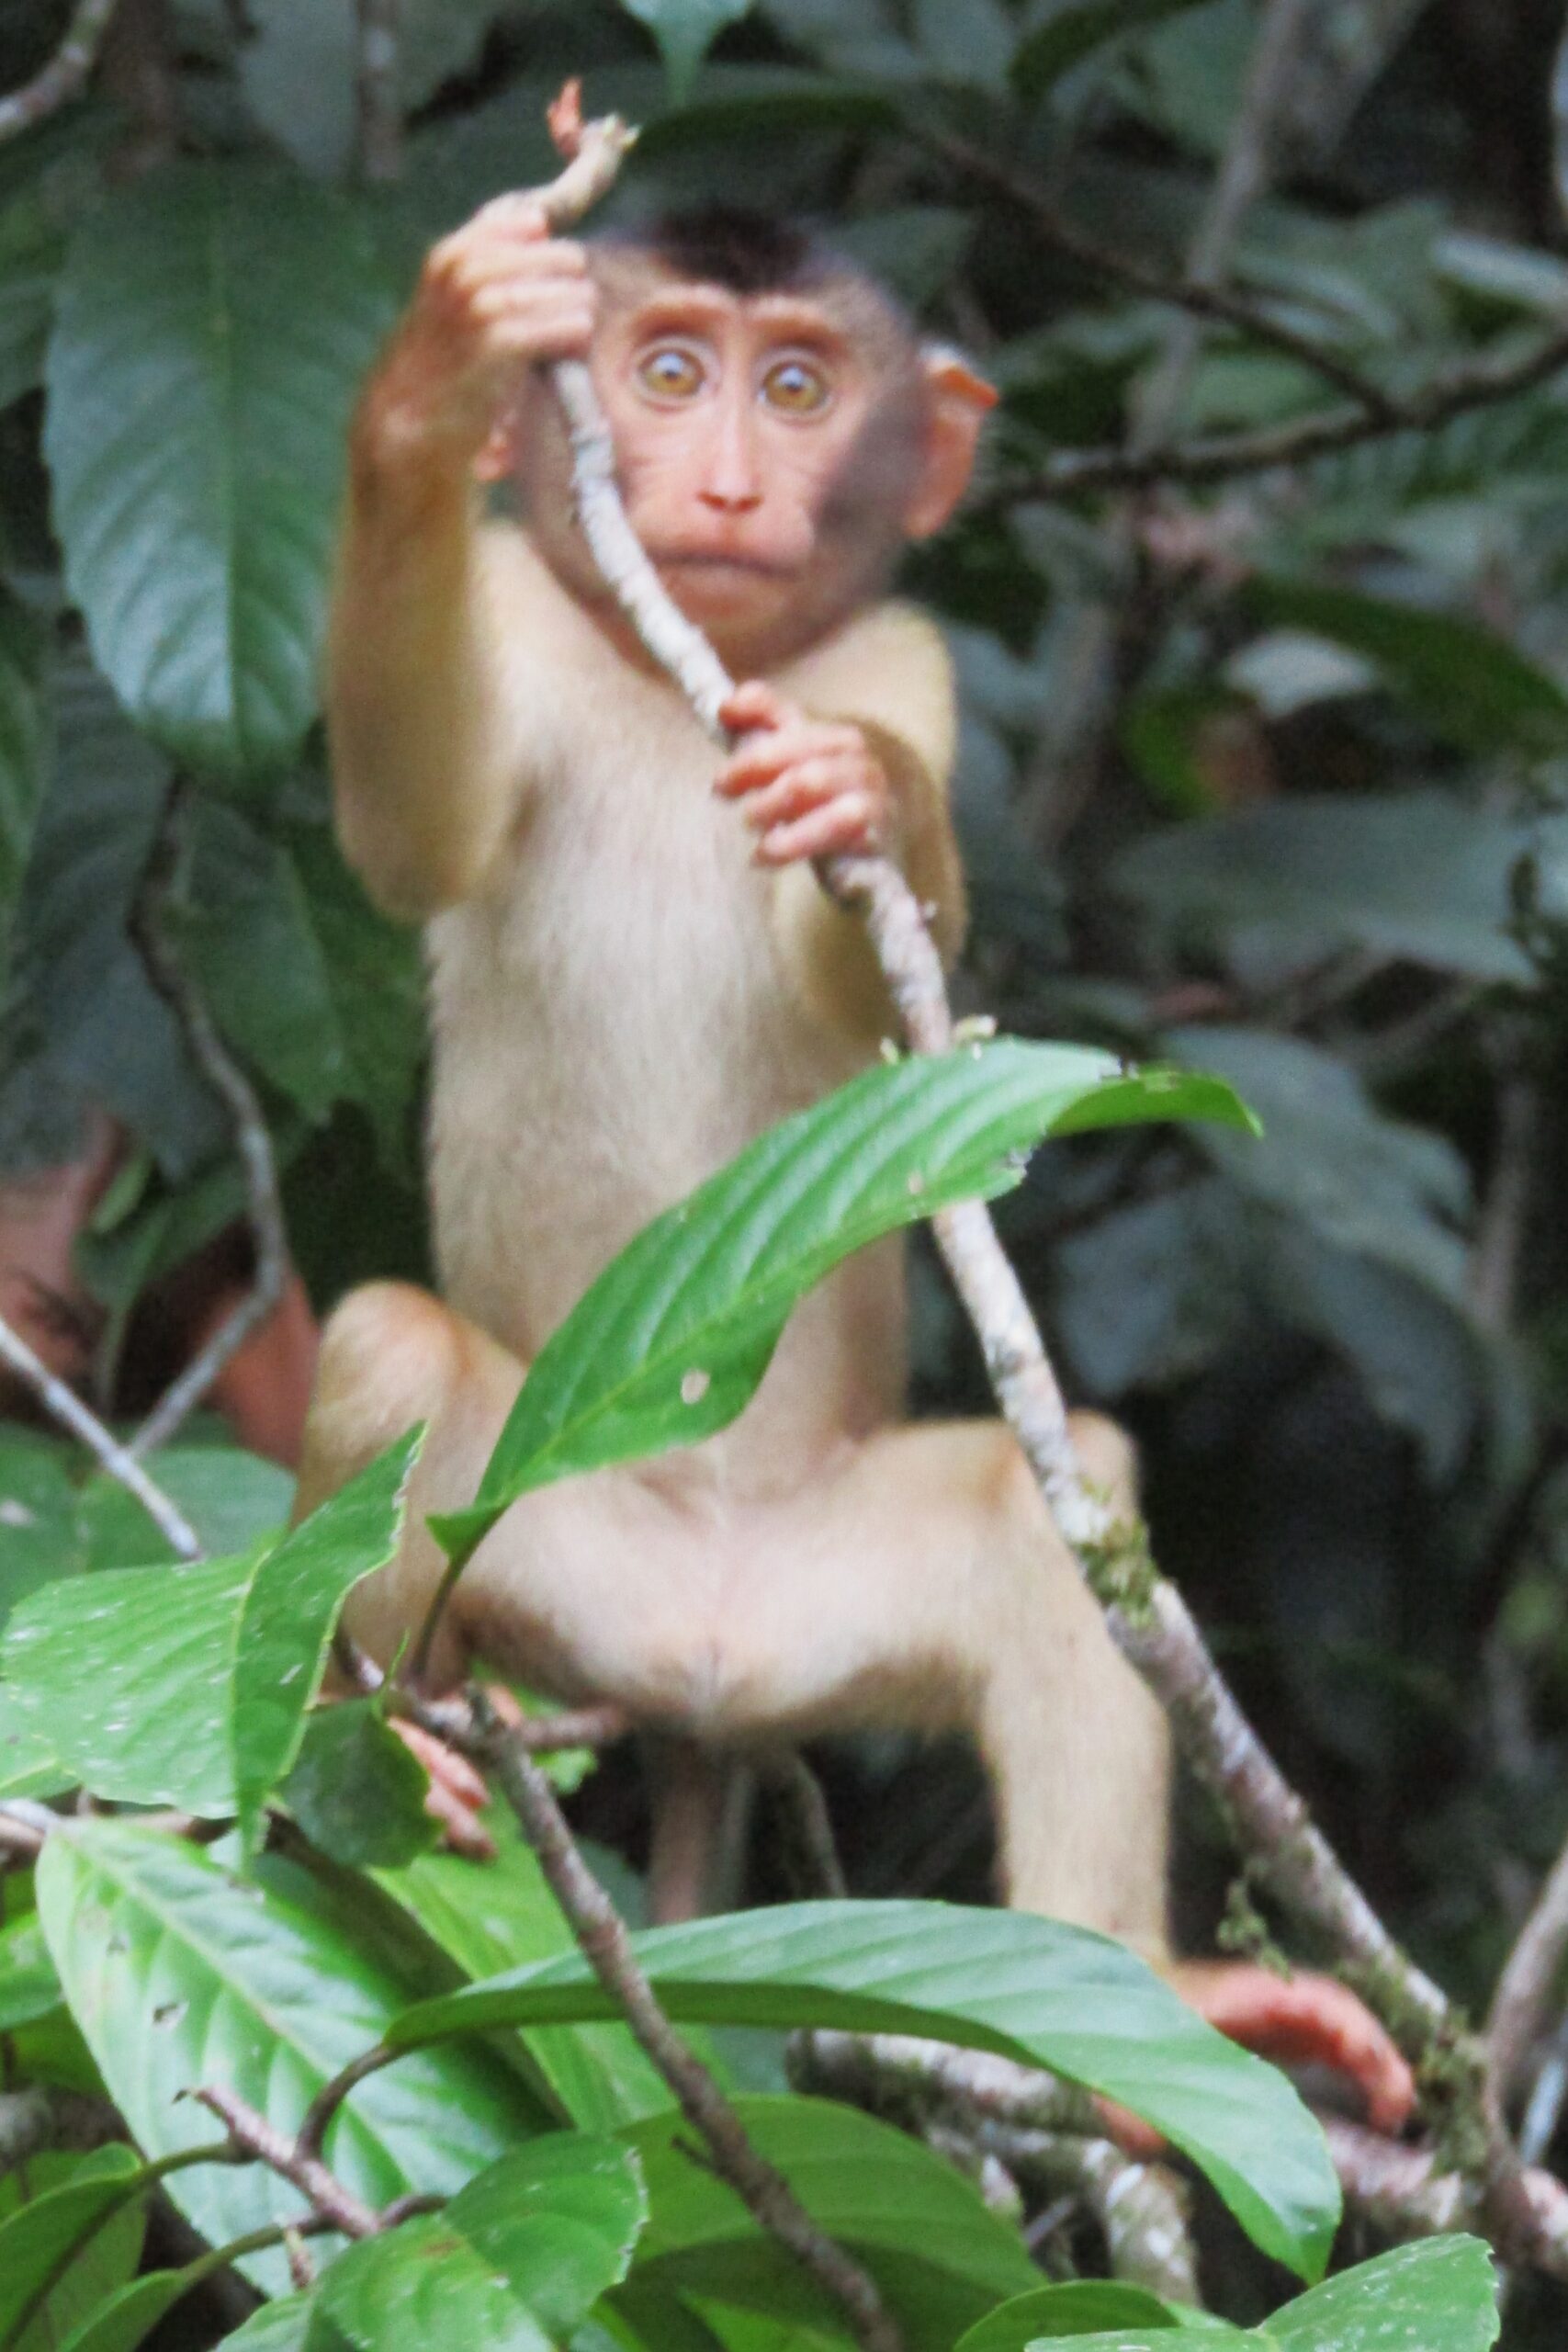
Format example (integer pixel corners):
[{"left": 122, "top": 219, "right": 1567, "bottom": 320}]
[
  {"left": 717, "top": 684, "right": 894, "bottom": 867},
  {"left": 1176, "top": 1960, "right": 1416, "bottom": 2134},
  {"left": 391, "top": 1718, "right": 497, "bottom": 1861},
  {"left": 366, "top": 197, "right": 596, "bottom": 467}
]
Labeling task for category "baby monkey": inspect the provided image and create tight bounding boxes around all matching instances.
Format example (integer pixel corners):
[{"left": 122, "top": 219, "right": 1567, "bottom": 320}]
[{"left": 299, "top": 194, "right": 1413, "bottom": 2137}]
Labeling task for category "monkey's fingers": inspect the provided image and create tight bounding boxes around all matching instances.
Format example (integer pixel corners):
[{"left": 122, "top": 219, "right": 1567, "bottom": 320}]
[
  {"left": 1177, "top": 1962, "right": 1416, "bottom": 2134},
  {"left": 756, "top": 793, "right": 881, "bottom": 866},
  {"left": 716, "top": 721, "right": 854, "bottom": 799},
  {"left": 391, "top": 1719, "right": 497, "bottom": 1861},
  {"left": 718, "top": 681, "right": 795, "bottom": 738}
]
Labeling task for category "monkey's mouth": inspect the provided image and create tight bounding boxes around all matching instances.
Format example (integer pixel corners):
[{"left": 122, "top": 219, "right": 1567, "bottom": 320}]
[{"left": 652, "top": 552, "right": 798, "bottom": 581}]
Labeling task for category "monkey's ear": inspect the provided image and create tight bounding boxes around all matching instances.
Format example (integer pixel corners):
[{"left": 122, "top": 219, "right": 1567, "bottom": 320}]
[{"left": 905, "top": 345, "right": 998, "bottom": 539}]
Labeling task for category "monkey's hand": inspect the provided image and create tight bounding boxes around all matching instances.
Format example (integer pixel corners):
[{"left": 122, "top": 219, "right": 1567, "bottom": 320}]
[
  {"left": 716, "top": 684, "right": 895, "bottom": 867},
  {"left": 363, "top": 197, "right": 596, "bottom": 469},
  {"left": 1101, "top": 1961, "right": 1416, "bottom": 2158}
]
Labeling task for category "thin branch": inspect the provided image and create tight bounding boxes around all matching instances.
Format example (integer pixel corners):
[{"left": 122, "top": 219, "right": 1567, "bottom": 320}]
[
  {"left": 927, "top": 130, "right": 1398, "bottom": 421},
  {"left": 129, "top": 781, "right": 289, "bottom": 1461},
  {"left": 467, "top": 1692, "right": 904, "bottom": 2352},
  {"left": 0, "top": 1307, "right": 200, "bottom": 1557},
  {"left": 513, "top": 1702, "right": 632, "bottom": 1753},
  {"left": 991, "top": 315, "right": 1568, "bottom": 502},
  {"left": 975, "top": 2122, "right": 1201, "bottom": 2304},
  {"left": 0, "top": 0, "right": 118, "bottom": 143},
  {"left": 192, "top": 2086, "right": 379, "bottom": 2240},
  {"left": 476, "top": 81, "right": 1568, "bottom": 2285},
  {"left": 1488, "top": 1838, "right": 1568, "bottom": 2117},
  {"left": 354, "top": 0, "right": 400, "bottom": 185}
]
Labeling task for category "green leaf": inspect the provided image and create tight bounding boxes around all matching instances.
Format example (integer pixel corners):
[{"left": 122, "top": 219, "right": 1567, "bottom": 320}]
[
  {"left": 75, "top": 1444, "right": 295, "bottom": 1571},
  {"left": 374, "top": 1804, "right": 671, "bottom": 2130},
  {"left": 388, "top": 1900, "right": 1338, "bottom": 2280},
  {"left": 431, "top": 1042, "right": 1254, "bottom": 1555},
  {"left": 0, "top": 2146, "right": 144, "bottom": 2352},
  {"left": 55, "top": 2271, "right": 190, "bottom": 2352},
  {"left": 232, "top": 1427, "right": 422, "bottom": 1845},
  {"left": 220, "top": 2295, "right": 316, "bottom": 2352},
  {"left": 615, "top": 2096, "right": 1035, "bottom": 2352},
  {"left": 1011, "top": 0, "right": 1211, "bottom": 101},
  {"left": 619, "top": 0, "right": 756, "bottom": 100},
  {"left": 1245, "top": 579, "right": 1568, "bottom": 756},
  {"left": 1268, "top": 2236, "right": 1497, "bottom": 2351},
  {"left": 313, "top": 2135, "right": 647, "bottom": 2352},
  {"left": 0, "top": 1915, "right": 62, "bottom": 2030},
  {"left": 0, "top": 1683, "right": 70, "bottom": 1802},
  {"left": 953, "top": 2283, "right": 1184, "bottom": 2350},
  {"left": 44, "top": 163, "right": 398, "bottom": 780},
  {"left": 3, "top": 1549, "right": 259, "bottom": 1815},
  {"left": 283, "top": 1700, "right": 437, "bottom": 1869},
  {"left": 36, "top": 1823, "right": 550, "bottom": 2296},
  {"left": 0, "top": 588, "right": 46, "bottom": 990},
  {"left": 0, "top": 111, "right": 106, "bottom": 410},
  {"left": 2, "top": 1430, "right": 418, "bottom": 1826},
  {"left": 1113, "top": 791, "right": 1537, "bottom": 985}
]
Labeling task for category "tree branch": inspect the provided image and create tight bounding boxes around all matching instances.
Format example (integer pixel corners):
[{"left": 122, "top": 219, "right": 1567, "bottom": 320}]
[
  {"left": 1488, "top": 1838, "right": 1568, "bottom": 2120},
  {"left": 990, "top": 315, "right": 1568, "bottom": 502},
  {"left": 129, "top": 780, "right": 289, "bottom": 1461},
  {"left": 0, "top": 1306, "right": 200, "bottom": 1557},
  {"left": 0, "top": 0, "right": 118, "bottom": 143},
  {"left": 192, "top": 2086, "right": 380, "bottom": 2241},
  {"left": 925, "top": 132, "right": 1399, "bottom": 423}
]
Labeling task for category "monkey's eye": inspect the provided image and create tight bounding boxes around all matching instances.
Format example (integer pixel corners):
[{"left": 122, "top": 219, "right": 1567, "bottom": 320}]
[
  {"left": 635, "top": 344, "right": 708, "bottom": 403},
  {"left": 760, "top": 356, "right": 831, "bottom": 415}
]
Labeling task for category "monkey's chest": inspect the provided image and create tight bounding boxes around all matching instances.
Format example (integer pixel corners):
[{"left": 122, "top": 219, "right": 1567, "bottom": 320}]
[{"left": 424, "top": 772, "right": 852, "bottom": 1357}]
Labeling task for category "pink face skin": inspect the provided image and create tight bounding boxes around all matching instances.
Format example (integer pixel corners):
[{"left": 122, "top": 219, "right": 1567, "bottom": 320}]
[{"left": 584, "top": 283, "right": 894, "bottom": 658}]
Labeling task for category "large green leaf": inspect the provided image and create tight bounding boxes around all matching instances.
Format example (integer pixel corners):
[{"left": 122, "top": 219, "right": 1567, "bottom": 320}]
[
  {"left": 2, "top": 1431, "right": 418, "bottom": 1825},
  {"left": 619, "top": 0, "right": 756, "bottom": 98},
  {"left": 36, "top": 1824, "right": 549, "bottom": 2294},
  {"left": 1113, "top": 792, "right": 1538, "bottom": 985},
  {"left": 375, "top": 1804, "right": 671, "bottom": 2131},
  {"left": 388, "top": 1901, "right": 1337, "bottom": 2280},
  {"left": 1011, "top": 0, "right": 1211, "bottom": 101},
  {"left": 953, "top": 2283, "right": 1186, "bottom": 2350},
  {"left": 1245, "top": 579, "right": 1568, "bottom": 755},
  {"left": 44, "top": 163, "right": 398, "bottom": 780},
  {"left": 614, "top": 2096, "right": 1035, "bottom": 2352},
  {"left": 0, "top": 110, "right": 106, "bottom": 410},
  {"left": 232, "top": 1427, "right": 421, "bottom": 1844},
  {"left": 431, "top": 1042, "right": 1253, "bottom": 1555},
  {"left": 0, "top": 2145, "right": 145, "bottom": 2352},
  {"left": 311, "top": 2135, "right": 647, "bottom": 2352},
  {"left": 54, "top": 2271, "right": 192, "bottom": 2352}
]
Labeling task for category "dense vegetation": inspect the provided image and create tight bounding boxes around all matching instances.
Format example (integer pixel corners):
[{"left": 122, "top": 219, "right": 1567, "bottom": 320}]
[{"left": 3, "top": 0, "right": 1568, "bottom": 2344}]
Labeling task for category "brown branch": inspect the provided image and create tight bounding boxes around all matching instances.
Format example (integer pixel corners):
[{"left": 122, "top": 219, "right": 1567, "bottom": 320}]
[
  {"left": 192, "top": 2086, "right": 379, "bottom": 2241},
  {"left": 0, "top": 1307, "right": 201, "bottom": 1557},
  {"left": 467, "top": 1693, "right": 903, "bottom": 2352},
  {"left": 925, "top": 130, "right": 1399, "bottom": 423},
  {"left": 129, "top": 781, "right": 289, "bottom": 1461},
  {"left": 991, "top": 315, "right": 1568, "bottom": 502},
  {"left": 355, "top": 0, "right": 401, "bottom": 185},
  {"left": 0, "top": 0, "right": 118, "bottom": 143}
]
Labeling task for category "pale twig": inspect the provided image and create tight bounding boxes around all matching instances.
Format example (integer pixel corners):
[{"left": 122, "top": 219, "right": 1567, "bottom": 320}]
[
  {"left": 129, "top": 783, "right": 288, "bottom": 1461},
  {"left": 355, "top": 0, "right": 400, "bottom": 185},
  {"left": 191, "top": 2086, "right": 379, "bottom": 2240},
  {"left": 0, "top": 1308, "right": 200, "bottom": 1557},
  {"left": 977, "top": 2123, "right": 1200, "bottom": 2305},
  {"left": 0, "top": 0, "right": 118, "bottom": 142},
  {"left": 1488, "top": 1839, "right": 1568, "bottom": 2118}
]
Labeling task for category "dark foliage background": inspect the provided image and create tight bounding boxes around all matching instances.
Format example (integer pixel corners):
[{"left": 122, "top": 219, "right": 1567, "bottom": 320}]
[{"left": 4, "top": 0, "right": 1568, "bottom": 2328}]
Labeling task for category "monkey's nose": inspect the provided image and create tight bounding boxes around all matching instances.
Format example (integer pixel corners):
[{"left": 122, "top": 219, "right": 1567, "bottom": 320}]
[{"left": 697, "top": 488, "right": 763, "bottom": 514}]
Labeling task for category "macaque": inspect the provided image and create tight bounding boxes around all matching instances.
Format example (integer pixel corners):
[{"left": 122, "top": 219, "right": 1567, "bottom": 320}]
[{"left": 296, "top": 198, "right": 1413, "bottom": 2137}]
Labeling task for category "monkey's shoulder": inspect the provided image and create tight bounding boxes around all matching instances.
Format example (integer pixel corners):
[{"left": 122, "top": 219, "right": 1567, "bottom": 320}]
[{"left": 778, "top": 597, "right": 957, "bottom": 796}]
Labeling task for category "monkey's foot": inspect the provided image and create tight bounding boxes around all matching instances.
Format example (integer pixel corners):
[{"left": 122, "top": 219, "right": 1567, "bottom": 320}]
[{"left": 391, "top": 1718, "right": 496, "bottom": 1860}]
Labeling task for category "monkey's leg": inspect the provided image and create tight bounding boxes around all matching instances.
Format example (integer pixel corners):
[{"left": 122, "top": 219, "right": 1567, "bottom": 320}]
[
  {"left": 293, "top": 1279, "right": 525, "bottom": 1691},
  {"left": 714, "top": 1408, "right": 1171, "bottom": 1952}
]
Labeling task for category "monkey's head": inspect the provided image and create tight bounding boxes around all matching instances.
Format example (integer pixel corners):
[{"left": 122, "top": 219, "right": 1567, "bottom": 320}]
[{"left": 494, "top": 207, "right": 996, "bottom": 670}]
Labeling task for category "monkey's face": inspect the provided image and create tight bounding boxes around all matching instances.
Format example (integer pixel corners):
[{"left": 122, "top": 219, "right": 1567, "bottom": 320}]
[{"left": 513, "top": 262, "right": 987, "bottom": 670}]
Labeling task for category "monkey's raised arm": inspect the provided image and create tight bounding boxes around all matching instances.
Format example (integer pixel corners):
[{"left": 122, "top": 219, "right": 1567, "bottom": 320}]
[{"left": 327, "top": 201, "right": 596, "bottom": 920}]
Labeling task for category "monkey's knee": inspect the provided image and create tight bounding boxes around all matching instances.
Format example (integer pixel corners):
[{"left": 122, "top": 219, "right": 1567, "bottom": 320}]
[{"left": 294, "top": 1281, "right": 467, "bottom": 1522}]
